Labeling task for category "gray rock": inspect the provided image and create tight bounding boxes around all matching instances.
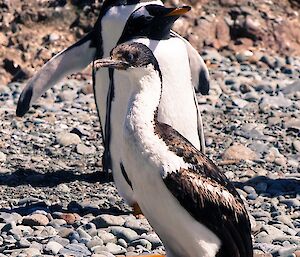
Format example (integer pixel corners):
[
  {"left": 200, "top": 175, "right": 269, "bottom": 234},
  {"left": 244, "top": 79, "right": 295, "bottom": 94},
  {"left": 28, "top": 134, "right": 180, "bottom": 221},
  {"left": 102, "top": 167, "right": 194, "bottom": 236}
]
[
  {"left": 141, "top": 234, "right": 163, "bottom": 248},
  {"left": 60, "top": 243, "right": 91, "bottom": 256},
  {"left": 45, "top": 241, "right": 63, "bottom": 255},
  {"left": 284, "top": 118, "right": 300, "bottom": 130},
  {"left": 0, "top": 212, "right": 23, "bottom": 224},
  {"left": 236, "top": 50, "right": 253, "bottom": 63},
  {"left": 232, "top": 97, "right": 249, "bottom": 108},
  {"left": 222, "top": 143, "right": 258, "bottom": 161},
  {"left": 57, "top": 90, "right": 77, "bottom": 102},
  {"left": 56, "top": 132, "right": 81, "bottom": 146},
  {"left": 243, "top": 91, "right": 260, "bottom": 102},
  {"left": 97, "top": 230, "right": 116, "bottom": 244},
  {"left": 81, "top": 223, "right": 97, "bottom": 237},
  {"left": 252, "top": 242, "right": 282, "bottom": 254},
  {"left": 18, "top": 238, "right": 31, "bottom": 248},
  {"left": 86, "top": 237, "right": 104, "bottom": 250},
  {"left": 56, "top": 184, "right": 71, "bottom": 193},
  {"left": 124, "top": 218, "right": 151, "bottom": 234},
  {"left": 21, "top": 247, "right": 41, "bottom": 256},
  {"left": 92, "top": 215, "right": 125, "bottom": 228},
  {"left": 130, "top": 239, "right": 152, "bottom": 250},
  {"left": 109, "top": 226, "right": 138, "bottom": 243},
  {"left": 282, "top": 80, "right": 300, "bottom": 95},
  {"left": 0, "top": 152, "right": 6, "bottom": 163},
  {"left": 77, "top": 227, "right": 92, "bottom": 241},
  {"left": 202, "top": 49, "right": 223, "bottom": 63},
  {"left": 292, "top": 140, "right": 300, "bottom": 152},
  {"left": 105, "top": 242, "right": 126, "bottom": 255},
  {"left": 92, "top": 251, "right": 115, "bottom": 257},
  {"left": 76, "top": 144, "right": 96, "bottom": 155},
  {"left": 22, "top": 214, "right": 49, "bottom": 226},
  {"left": 117, "top": 238, "right": 127, "bottom": 248},
  {"left": 49, "top": 33, "right": 60, "bottom": 42},
  {"left": 279, "top": 199, "right": 300, "bottom": 209},
  {"left": 259, "top": 93, "right": 292, "bottom": 110},
  {"left": 49, "top": 236, "right": 70, "bottom": 247}
]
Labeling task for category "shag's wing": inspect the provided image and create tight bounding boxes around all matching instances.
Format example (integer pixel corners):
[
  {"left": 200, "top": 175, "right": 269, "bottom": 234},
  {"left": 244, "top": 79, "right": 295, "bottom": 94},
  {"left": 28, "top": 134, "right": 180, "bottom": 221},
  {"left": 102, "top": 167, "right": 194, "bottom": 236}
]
[
  {"left": 170, "top": 30, "right": 209, "bottom": 95},
  {"left": 16, "top": 32, "right": 96, "bottom": 117},
  {"left": 157, "top": 123, "right": 253, "bottom": 257}
]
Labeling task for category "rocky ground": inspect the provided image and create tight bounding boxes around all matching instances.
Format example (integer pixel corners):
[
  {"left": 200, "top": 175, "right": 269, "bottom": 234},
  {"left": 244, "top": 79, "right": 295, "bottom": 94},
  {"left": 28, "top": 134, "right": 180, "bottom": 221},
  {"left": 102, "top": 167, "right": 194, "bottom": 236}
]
[
  {"left": 0, "top": 0, "right": 300, "bottom": 257},
  {"left": 0, "top": 48, "right": 300, "bottom": 256},
  {"left": 1, "top": 0, "right": 300, "bottom": 84}
]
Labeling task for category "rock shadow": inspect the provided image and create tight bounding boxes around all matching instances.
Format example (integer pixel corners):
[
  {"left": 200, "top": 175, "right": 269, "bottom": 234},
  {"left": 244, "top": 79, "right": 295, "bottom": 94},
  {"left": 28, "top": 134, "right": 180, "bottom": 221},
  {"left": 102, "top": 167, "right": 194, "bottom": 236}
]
[
  {"left": 234, "top": 175, "right": 300, "bottom": 197},
  {"left": 0, "top": 168, "right": 113, "bottom": 187}
]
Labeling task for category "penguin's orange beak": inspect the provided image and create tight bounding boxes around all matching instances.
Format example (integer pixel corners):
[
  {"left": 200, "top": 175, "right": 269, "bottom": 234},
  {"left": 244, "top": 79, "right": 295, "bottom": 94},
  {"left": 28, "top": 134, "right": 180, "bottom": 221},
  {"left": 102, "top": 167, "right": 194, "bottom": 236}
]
[{"left": 165, "top": 6, "right": 191, "bottom": 17}]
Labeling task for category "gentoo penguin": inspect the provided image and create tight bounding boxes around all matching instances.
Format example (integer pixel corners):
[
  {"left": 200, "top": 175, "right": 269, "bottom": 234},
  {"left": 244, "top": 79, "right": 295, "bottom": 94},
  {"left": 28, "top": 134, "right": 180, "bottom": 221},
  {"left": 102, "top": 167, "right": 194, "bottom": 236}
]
[
  {"left": 16, "top": 0, "right": 209, "bottom": 117},
  {"left": 99, "top": 5, "right": 208, "bottom": 207},
  {"left": 95, "top": 42, "right": 253, "bottom": 257},
  {"left": 16, "top": 1, "right": 208, "bottom": 207}
]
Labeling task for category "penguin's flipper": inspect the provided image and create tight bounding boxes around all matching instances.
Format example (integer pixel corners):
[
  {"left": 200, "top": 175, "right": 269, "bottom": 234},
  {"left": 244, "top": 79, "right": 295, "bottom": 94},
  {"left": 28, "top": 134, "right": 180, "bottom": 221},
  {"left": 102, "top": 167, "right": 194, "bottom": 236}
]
[
  {"left": 16, "top": 32, "right": 96, "bottom": 117},
  {"left": 170, "top": 30, "right": 210, "bottom": 95}
]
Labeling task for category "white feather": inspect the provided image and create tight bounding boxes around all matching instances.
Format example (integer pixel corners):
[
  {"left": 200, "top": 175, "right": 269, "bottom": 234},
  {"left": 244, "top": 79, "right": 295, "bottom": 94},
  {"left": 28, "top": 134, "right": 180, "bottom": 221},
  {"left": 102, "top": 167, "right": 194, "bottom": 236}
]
[{"left": 122, "top": 65, "right": 221, "bottom": 257}]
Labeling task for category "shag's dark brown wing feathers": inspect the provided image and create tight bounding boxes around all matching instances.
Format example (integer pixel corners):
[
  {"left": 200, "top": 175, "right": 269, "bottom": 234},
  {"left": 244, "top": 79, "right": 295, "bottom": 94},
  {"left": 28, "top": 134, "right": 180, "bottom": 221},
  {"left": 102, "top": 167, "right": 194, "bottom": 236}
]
[{"left": 155, "top": 122, "right": 253, "bottom": 257}]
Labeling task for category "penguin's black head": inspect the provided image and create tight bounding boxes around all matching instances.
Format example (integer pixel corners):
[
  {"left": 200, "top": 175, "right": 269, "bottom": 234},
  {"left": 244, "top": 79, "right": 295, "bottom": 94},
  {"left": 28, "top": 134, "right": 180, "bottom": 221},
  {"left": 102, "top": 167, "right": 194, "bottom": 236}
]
[
  {"left": 95, "top": 42, "right": 160, "bottom": 72},
  {"left": 118, "top": 5, "right": 191, "bottom": 43}
]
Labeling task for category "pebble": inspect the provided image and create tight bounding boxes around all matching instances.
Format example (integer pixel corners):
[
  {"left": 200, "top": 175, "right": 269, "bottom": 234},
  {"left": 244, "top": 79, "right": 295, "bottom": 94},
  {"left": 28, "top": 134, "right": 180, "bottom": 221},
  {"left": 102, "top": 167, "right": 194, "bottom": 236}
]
[
  {"left": 1, "top": 41, "right": 300, "bottom": 257},
  {"left": 282, "top": 80, "right": 300, "bottom": 95},
  {"left": 109, "top": 226, "right": 138, "bottom": 243},
  {"left": 60, "top": 243, "right": 91, "bottom": 256},
  {"left": 222, "top": 143, "right": 258, "bottom": 161},
  {"left": 124, "top": 218, "right": 151, "bottom": 234},
  {"left": 0, "top": 152, "right": 6, "bottom": 162},
  {"left": 76, "top": 143, "right": 96, "bottom": 155},
  {"left": 92, "top": 214, "right": 125, "bottom": 228},
  {"left": 45, "top": 241, "right": 64, "bottom": 254},
  {"left": 56, "top": 132, "right": 81, "bottom": 146},
  {"left": 22, "top": 214, "right": 49, "bottom": 226},
  {"left": 292, "top": 140, "right": 300, "bottom": 152},
  {"left": 259, "top": 93, "right": 292, "bottom": 110},
  {"left": 106, "top": 242, "right": 126, "bottom": 255},
  {"left": 97, "top": 230, "right": 116, "bottom": 244}
]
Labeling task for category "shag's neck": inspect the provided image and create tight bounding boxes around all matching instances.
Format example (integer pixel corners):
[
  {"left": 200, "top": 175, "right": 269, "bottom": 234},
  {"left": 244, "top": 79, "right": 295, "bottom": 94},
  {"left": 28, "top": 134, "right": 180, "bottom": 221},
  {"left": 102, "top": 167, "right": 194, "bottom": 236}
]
[
  {"left": 124, "top": 66, "right": 188, "bottom": 175},
  {"left": 125, "top": 66, "right": 161, "bottom": 137}
]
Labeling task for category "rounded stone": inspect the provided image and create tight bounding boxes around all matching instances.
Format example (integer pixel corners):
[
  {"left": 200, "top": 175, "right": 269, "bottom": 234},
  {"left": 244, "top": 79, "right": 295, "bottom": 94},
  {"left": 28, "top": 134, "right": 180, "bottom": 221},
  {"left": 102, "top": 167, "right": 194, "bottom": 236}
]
[
  {"left": 222, "top": 143, "right": 258, "bottom": 161},
  {"left": 0, "top": 152, "right": 6, "bottom": 162},
  {"left": 56, "top": 132, "right": 81, "bottom": 146},
  {"left": 92, "top": 214, "right": 125, "bottom": 228},
  {"left": 109, "top": 226, "right": 138, "bottom": 243},
  {"left": 22, "top": 214, "right": 49, "bottom": 226},
  {"left": 106, "top": 242, "right": 126, "bottom": 255},
  {"left": 45, "top": 241, "right": 63, "bottom": 255},
  {"left": 76, "top": 144, "right": 96, "bottom": 155}
]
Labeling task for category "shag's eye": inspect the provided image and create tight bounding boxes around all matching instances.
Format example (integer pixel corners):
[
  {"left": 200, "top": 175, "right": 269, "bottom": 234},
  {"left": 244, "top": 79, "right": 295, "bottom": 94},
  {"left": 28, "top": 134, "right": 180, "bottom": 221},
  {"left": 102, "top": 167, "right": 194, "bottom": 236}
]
[{"left": 125, "top": 52, "right": 135, "bottom": 62}]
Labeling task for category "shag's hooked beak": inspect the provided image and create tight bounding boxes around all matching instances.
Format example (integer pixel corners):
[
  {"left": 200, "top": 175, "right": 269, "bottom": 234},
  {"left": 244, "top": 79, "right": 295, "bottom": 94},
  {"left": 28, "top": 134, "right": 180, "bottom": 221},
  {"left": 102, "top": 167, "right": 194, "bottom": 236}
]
[
  {"left": 94, "top": 58, "right": 129, "bottom": 70},
  {"left": 165, "top": 6, "right": 191, "bottom": 17}
]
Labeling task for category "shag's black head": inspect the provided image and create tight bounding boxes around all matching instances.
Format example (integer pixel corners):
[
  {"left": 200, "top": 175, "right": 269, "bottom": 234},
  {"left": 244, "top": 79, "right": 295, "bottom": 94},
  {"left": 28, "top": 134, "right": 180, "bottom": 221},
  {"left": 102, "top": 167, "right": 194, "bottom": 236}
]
[
  {"left": 95, "top": 42, "right": 160, "bottom": 73},
  {"left": 118, "top": 5, "right": 191, "bottom": 43}
]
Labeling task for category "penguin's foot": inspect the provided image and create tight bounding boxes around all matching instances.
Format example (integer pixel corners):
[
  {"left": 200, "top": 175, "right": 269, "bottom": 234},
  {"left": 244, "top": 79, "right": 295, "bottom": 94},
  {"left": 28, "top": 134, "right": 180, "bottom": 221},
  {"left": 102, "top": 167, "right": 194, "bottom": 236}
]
[{"left": 132, "top": 202, "right": 144, "bottom": 219}]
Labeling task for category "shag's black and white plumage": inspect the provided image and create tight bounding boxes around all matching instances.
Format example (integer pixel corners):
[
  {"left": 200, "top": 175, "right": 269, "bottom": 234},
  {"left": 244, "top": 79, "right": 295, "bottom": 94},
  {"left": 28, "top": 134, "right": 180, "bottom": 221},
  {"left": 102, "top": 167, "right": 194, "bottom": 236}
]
[{"left": 95, "top": 42, "right": 253, "bottom": 257}]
